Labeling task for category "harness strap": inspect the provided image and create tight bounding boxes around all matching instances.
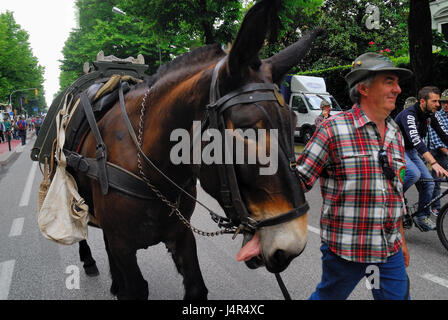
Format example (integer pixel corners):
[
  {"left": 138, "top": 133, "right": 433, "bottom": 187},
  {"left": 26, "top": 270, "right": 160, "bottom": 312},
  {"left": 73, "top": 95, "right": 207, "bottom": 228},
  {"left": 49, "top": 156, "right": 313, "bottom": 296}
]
[
  {"left": 209, "top": 82, "right": 277, "bottom": 110},
  {"left": 207, "top": 58, "right": 250, "bottom": 227},
  {"left": 251, "top": 202, "right": 309, "bottom": 229},
  {"left": 275, "top": 272, "right": 292, "bottom": 300},
  {"left": 218, "top": 92, "right": 278, "bottom": 115},
  {"left": 80, "top": 92, "right": 109, "bottom": 195},
  {"left": 65, "top": 150, "right": 156, "bottom": 201}
]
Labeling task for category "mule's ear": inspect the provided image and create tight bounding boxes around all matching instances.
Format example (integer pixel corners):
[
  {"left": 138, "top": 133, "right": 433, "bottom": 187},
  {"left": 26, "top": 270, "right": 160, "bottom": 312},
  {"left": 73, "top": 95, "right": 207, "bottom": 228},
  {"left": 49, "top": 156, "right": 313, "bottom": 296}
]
[
  {"left": 227, "top": 0, "right": 281, "bottom": 79},
  {"left": 267, "top": 28, "right": 326, "bottom": 84}
]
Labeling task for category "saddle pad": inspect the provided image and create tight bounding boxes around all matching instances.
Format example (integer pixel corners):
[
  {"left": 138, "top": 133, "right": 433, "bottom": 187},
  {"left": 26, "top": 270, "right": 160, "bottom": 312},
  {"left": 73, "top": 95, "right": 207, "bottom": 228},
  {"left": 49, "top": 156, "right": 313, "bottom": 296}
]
[{"left": 31, "top": 61, "right": 149, "bottom": 164}]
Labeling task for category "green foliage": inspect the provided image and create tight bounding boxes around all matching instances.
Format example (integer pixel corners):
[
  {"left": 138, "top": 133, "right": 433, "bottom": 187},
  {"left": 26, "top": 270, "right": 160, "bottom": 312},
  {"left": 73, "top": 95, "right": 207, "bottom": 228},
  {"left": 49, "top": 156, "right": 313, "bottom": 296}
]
[
  {"left": 59, "top": 0, "right": 243, "bottom": 92},
  {"left": 433, "top": 29, "right": 448, "bottom": 57},
  {"left": 58, "top": 0, "right": 412, "bottom": 107},
  {"left": 293, "top": 0, "right": 410, "bottom": 71},
  {"left": 0, "top": 11, "right": 46, "bottom": 114}
]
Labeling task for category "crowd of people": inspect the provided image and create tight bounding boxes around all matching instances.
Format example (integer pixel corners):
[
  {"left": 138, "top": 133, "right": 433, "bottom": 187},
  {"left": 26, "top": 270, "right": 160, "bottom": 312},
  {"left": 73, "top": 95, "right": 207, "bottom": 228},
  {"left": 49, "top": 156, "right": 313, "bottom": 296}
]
[{"left": 0, "top": 114, "right": 44, "bottom": 148}]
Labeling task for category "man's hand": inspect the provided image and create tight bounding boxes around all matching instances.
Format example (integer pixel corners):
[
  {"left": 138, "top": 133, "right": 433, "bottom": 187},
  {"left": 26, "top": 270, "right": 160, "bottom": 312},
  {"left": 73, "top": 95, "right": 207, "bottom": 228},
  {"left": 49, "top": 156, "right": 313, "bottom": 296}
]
[
  {"left": 399, "top": 221, "right": 409, "bottom": 267},
  {"left": 402, "top": 243, "right": 410, "bottom": 267},
  {"left": 432, "top": 162, "right": 448, "bottom": 178}
]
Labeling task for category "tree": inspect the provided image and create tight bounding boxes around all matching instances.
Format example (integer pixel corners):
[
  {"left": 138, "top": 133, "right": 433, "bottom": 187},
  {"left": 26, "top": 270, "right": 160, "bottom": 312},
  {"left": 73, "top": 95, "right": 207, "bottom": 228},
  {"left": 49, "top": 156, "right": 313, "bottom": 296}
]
[
  {"left": 295, "top": 0, "right": 410, "bottom": 72},
  {"left": 408, "top": 0, "right": 434, "bottom": 91},
  {"left": 0, "top": 11, "right": 46, "bottom": 114},
  {"left": 59, "top": 0, "right": 244, "bottom": 91}
]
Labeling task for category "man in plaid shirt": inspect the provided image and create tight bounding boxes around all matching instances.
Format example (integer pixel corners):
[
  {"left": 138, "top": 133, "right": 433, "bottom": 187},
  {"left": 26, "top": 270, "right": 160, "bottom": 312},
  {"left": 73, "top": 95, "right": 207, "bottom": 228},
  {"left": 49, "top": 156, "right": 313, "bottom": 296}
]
[
  {"left": 296, "top": 52, "right": 412, "bottom": 299},
  {"left": 428, "top": 89, "right": 448, "bottom": 215}
]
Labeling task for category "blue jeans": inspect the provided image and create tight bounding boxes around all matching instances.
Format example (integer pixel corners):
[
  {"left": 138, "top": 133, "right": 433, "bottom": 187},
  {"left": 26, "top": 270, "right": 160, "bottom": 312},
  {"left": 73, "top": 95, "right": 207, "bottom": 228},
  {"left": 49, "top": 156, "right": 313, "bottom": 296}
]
[
  {"left": 403, "top": 149, "right": 434, "bottom": 218},
  {"left": 431, "top": 149, "right": 448, "bottom": 211},
  {"left": 19, "top": 131, "right": 26, "bottom": 145},
  {"left": 309, "top": 243, "right": 410, "bottom": 300}
]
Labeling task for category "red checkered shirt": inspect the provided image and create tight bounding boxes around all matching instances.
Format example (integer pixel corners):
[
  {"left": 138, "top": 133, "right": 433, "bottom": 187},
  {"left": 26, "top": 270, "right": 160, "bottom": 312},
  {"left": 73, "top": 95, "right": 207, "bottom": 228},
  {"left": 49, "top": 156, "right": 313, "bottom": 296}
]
[{"left": 296, "top": 105, "right": 406, "bottom": 263}]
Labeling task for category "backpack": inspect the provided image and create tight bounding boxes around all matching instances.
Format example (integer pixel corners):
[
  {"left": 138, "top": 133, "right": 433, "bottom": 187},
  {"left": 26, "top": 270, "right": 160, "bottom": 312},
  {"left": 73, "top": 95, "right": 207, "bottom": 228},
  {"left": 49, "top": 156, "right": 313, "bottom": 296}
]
[{"left": 18, "top": 120, "right": 25, "bottom": 130}]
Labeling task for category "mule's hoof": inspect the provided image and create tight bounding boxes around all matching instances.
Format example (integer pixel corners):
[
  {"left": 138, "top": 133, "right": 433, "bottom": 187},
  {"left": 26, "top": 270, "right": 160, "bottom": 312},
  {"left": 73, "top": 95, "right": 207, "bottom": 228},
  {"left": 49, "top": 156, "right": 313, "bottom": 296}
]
[{"left": 83, "top": 263, "right": 100, "bottom": 277}]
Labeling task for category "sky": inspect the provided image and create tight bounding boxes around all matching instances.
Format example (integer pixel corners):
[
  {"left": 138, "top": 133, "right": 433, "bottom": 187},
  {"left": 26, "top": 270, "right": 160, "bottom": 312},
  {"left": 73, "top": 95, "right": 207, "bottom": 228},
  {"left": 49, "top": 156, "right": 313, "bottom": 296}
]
[{"left": 0, "top": 0, "right": 77, "bottom": 107}]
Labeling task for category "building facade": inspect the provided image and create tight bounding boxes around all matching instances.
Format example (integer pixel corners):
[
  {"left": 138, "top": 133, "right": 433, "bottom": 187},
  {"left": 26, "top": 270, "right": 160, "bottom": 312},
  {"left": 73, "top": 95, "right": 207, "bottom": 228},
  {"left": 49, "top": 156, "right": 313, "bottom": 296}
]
[{"left": 431, "top": 0, "right": 448, "bottom": 39}]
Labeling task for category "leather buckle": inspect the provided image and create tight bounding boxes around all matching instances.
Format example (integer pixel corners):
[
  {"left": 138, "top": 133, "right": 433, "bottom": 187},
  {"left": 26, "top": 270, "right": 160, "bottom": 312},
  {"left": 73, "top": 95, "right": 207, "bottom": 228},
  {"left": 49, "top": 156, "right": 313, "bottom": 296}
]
[{"left": 96, "top": 144, "right": 106, "bottom": 160}]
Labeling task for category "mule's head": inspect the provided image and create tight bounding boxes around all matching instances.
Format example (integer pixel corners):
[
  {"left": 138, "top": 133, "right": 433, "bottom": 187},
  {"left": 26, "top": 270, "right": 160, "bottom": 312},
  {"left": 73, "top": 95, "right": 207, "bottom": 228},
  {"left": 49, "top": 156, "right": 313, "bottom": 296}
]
[{"left": 199, "top": 0, "right": 324, "bottom": 273}]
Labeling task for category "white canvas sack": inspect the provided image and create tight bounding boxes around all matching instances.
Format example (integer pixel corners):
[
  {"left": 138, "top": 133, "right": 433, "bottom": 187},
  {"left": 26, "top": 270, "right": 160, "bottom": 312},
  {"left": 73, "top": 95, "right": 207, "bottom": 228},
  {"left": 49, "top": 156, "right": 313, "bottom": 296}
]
[{"left": 38, "top": 96, "right": 89, "bottom": 245}]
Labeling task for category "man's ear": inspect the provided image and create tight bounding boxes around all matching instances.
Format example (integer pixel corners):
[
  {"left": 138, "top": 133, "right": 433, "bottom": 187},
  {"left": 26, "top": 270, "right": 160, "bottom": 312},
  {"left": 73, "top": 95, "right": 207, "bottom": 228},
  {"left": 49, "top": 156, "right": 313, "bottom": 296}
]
[
  {"left": 419, "top": 98, "right": 426, "bottom": 108},
  {"left": 357, "top": 83, "right": 369, "bottom": 98}
]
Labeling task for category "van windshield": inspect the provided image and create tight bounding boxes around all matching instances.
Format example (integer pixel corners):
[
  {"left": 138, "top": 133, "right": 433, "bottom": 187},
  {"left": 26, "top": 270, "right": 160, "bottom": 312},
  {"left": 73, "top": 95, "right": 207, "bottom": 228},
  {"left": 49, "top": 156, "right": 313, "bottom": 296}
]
[{"left": 303, "top": 94, "right": 342, "bottom": 111}]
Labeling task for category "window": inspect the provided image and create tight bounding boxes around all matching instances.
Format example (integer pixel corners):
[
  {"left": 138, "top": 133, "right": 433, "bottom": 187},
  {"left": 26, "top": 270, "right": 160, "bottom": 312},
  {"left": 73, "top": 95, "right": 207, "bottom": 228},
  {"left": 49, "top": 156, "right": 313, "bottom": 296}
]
[
  {"left": 442, "top": 23, "right": 448, "bottom": 40},
  {"left": 292, "top": 96, "right": 308, "bottom": 114}
]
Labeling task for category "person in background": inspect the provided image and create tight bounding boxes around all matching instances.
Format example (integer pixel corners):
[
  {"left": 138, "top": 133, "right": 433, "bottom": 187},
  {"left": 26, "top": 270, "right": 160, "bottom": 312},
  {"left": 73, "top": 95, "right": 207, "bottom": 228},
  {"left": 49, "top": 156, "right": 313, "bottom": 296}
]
[
  {"left": 428, "top": 89, "right": 448, "bottom": 216},
  {"left": 0, "top": 118, "right": 4, "bottom": 143},
  {"left": 34, "top": 115, "right": 42, "bottom": 137},
  {"left": 12, "top": 119, "right": 18, "bottom": 140},
  {"left": 16, "top": 116, "right": 27, "bottom": 146},
  {"left": 3, "top": 117, "right": 12, "bottom": 151},
  {"left": 394, "top": 86, "right": 448, "bottom": 231},
  {"left": 403, "top": 96, "right": 417, "bottom": 110},
  {"left": 314, "top": 99, "right": 331, "bottom": 129}
]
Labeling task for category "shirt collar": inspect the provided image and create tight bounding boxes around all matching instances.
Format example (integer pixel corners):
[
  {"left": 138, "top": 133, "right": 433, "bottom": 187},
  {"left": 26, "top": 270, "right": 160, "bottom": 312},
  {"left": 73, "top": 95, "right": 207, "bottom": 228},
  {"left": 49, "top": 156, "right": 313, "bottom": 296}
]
[{"left": 352, "top": 104, "right": 399, "bottom": 134}]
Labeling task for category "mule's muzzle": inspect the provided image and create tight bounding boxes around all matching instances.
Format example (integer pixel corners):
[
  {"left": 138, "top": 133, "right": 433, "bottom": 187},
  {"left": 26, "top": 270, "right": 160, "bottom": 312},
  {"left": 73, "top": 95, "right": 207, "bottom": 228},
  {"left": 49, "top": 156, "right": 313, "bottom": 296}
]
[
  {"left": 242, "top": 233, "right": 265, "bottom": 269},
  {"left": 265, "top": 248, "right": 302, "bottom": 274}
]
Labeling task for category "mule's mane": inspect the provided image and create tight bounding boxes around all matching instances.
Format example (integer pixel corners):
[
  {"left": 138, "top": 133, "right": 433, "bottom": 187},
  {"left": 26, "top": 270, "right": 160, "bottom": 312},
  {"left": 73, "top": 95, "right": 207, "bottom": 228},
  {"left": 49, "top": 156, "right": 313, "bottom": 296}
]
[{"left": 150, "top": 44, "right": 225, "bottom": 85}]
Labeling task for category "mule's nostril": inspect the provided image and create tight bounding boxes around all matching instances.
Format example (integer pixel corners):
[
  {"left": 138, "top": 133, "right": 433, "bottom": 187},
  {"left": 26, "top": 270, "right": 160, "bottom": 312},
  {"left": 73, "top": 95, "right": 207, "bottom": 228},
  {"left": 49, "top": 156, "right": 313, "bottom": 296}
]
[{"left": 273, "top": 249, "right": 288, "bottom": 265}]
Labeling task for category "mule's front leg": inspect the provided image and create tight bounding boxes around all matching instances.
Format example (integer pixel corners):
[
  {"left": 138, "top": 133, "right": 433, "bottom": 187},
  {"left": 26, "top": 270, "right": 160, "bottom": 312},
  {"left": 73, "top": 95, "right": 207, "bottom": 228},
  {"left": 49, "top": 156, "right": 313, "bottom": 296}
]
[
  {"left": 107, "top": 242, "right": 149, "bottom": 300},
  {"left": 166, "top": 229, "right": 208, "bottom": 300}
]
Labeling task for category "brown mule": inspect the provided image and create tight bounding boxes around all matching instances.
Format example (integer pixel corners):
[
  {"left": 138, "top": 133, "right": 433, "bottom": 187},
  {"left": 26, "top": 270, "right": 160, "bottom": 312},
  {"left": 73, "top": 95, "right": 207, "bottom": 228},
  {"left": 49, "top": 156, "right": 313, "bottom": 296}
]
[{"left": 74, "top": 0, "right": 323, "bottom": 299}]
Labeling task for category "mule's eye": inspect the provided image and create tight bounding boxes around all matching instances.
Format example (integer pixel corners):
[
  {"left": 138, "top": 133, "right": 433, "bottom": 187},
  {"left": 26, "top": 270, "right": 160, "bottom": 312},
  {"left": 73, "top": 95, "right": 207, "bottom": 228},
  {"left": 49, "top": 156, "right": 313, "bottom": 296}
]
[{"left": 238, "top": 120, "right": 263, "bottom": 130}]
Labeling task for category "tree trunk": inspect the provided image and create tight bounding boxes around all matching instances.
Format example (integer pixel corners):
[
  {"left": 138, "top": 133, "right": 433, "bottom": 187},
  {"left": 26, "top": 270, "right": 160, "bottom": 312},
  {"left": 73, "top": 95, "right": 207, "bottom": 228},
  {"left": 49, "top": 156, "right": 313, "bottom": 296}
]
[
  {"left": 408, "top": 0, "right": 434, "bottom": 92},
  {"left": 198, "top": 0, "right": 215, "bottom": 44}
]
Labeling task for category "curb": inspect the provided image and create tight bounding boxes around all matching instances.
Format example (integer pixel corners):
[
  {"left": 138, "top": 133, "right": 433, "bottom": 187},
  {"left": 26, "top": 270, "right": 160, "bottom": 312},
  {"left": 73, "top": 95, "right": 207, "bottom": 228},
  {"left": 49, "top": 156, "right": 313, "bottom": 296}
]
[{"left": 0, "top": 149, "right": 20, "bottom": 166}]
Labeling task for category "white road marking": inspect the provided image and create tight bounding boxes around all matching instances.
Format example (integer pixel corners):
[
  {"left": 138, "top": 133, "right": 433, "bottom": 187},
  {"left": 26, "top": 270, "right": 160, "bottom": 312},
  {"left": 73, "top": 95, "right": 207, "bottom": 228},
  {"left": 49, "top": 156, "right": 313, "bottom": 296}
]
[
  {"left": 9, "top": 218, "right": 25, "bottom": 237},
  {"left": 307, "top": 225, "right": 319, "bottom": 235},
  {"left": 15, "top": 145, "right": 25, "bottom": 153},
  {"left": 421, "top": 273, "right": 448, "bottom": 289},
  {"left": 19, "top": 161, "right": 37, "bottom": 207},
  {"left": 0, "top": 260, "right": 15, "bottom": 300}
]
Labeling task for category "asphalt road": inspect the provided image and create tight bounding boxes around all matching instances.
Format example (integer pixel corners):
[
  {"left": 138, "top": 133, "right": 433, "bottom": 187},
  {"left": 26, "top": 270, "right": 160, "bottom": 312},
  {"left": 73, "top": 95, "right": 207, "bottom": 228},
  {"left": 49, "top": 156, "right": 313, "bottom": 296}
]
[{"left": 0, "top": 138, "right": 447, "bottom": 301}]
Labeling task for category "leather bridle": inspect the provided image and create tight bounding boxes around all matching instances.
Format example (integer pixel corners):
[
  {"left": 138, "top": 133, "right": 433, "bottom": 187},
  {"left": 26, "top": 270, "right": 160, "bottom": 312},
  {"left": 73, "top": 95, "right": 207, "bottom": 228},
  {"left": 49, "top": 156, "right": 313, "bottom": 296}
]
[{"left": 204, "top": 57, "right": 309, "bottom": 234}]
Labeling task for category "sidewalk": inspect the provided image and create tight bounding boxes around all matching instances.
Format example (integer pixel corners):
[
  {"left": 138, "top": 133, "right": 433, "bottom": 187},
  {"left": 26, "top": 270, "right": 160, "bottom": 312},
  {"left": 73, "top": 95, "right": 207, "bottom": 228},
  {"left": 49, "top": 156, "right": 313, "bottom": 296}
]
[
  {"left": 0, "top": 139, "right": 21, "bottom": 156},
  {"left": 0, "top": 131, "right": 35, "bottom": 165}
]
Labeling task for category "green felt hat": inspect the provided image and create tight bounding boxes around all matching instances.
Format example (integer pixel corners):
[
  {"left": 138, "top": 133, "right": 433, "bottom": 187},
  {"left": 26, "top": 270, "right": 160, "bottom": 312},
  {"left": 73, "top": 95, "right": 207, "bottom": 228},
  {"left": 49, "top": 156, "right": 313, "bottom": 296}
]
[{"left": 345, "top": 52, "right": 413, "bottom": 88}]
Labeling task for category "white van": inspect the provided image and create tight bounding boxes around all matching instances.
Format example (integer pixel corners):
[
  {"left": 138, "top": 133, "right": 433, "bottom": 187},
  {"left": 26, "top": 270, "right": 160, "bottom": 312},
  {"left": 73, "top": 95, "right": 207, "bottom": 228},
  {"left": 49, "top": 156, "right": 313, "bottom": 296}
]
[{"left": 281, "top": 75, "right": 342, "bottom": 144}]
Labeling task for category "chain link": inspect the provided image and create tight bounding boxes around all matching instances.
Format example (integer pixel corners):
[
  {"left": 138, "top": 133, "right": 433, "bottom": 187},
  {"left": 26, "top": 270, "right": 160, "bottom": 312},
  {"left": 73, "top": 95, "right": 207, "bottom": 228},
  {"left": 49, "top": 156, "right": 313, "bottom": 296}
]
[{"left": 135, "top": 89, "right": 232, "bottom": 237}]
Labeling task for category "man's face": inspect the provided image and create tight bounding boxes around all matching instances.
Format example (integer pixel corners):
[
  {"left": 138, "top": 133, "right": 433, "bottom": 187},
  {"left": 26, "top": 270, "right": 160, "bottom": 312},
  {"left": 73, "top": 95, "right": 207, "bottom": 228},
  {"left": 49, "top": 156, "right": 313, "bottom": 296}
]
[
  {"left": 360, "top": 72, "right": 401, "bottom": 115},
  {"left": 421, "top": 92, "right": 440, "bottom": 114},
  {"left": 322, "top": 105, "right": 331, "bottom": 116}
]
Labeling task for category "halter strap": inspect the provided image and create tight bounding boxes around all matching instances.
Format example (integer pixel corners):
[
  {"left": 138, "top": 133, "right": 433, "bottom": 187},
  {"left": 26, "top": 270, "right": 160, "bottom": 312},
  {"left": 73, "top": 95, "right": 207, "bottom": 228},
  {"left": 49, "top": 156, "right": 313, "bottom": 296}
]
[{"left": 206, "top": 56, "right": 309, "bottom": 232}]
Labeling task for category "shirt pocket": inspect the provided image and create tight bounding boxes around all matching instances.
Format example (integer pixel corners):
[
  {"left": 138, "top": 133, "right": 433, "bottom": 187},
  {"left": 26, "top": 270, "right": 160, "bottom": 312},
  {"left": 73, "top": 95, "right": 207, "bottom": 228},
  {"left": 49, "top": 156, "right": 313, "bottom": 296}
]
[{"left": 338, "top": 152, "right": 372, "bottom": 179}]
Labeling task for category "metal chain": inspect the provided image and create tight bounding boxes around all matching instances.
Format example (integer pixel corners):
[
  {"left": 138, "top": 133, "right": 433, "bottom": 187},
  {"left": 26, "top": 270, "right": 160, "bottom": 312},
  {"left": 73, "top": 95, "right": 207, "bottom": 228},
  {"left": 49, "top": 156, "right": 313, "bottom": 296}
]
[{"left": 135, "top": 89, "right": 232, "bottom": 237}]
